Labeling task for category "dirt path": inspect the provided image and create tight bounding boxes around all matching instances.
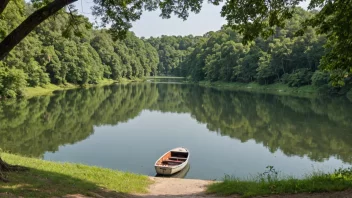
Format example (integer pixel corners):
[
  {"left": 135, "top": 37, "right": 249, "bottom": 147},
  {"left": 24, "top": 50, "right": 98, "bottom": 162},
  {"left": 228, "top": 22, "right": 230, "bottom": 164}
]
[
  {"left": 131, "top": 177, "right": 352, "bottom": 198},
  {"left": 132, "top": 177, "right": 222, "bottom": 198}
]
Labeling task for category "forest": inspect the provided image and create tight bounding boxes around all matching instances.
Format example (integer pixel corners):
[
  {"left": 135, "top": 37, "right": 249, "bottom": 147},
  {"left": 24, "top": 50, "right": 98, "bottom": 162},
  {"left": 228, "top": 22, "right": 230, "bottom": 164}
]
[
  {"left": 1, "top": 1, "right": 352, "bottom": 98},
  {"left": 0, "top": 0, "right": 159, "bottom": 98},
  {"left": 147, "top": 8, "right": 350, "bottom": 96}
]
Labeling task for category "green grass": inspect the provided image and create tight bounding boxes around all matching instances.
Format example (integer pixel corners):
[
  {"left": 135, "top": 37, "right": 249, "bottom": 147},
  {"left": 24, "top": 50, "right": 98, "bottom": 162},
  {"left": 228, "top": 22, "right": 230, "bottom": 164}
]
[
  {"left": 23, "top": 83, "right": 77, "bottom": 98},
  {"left": 199, "top": 81, "right": 319, "bottom": 98},
  {"left": 23, "top": 77, "right": 145, "bottom": 98},
  {"left": 207, "top": 167, "right": 352, "bottom": 197},
  {"left": 0, "top": 153, "right": 151, "bottom": 198}
]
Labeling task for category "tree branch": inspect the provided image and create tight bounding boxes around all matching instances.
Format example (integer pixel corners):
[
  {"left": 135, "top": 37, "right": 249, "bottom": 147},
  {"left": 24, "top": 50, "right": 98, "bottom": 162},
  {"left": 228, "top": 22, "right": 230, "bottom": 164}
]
[
  {"left": 0, "top": 0, "right": 10, "bottom": 15},
  {"left": 0, "top": 0, "right": 78, "bottom": 60}
]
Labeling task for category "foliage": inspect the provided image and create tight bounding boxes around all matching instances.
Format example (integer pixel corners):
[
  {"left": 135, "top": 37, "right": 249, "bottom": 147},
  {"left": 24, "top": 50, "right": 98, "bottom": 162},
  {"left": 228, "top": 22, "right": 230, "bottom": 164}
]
[
  {"left": 145, "top": 35, "right": 201, "bottom": 76},
  {"left": 0, "top": 0, "right": 351, "bottom": 86},
  {"left": 306, "top": 0, "right": 352, "bottom": 85},
  {"left": 178, "top": 9, "right": 329, "bottom": 89},
  {"left": 311, "top": 71, "right": 329, "bottom": 87},
  {"left": 207, "top": 167, "right": 352, "bottom": 197},
  {"left": 284, "top": 68, "right": 313, "bottom": 87},
  {"left": 0, "top": 66, "right": 27, "bottom": 98},
  {"left": 212, "top": 0, "right": 352, "bottom": 84},
  {"left": 0, "top": 1, "right": 159, "bottom": 98}
]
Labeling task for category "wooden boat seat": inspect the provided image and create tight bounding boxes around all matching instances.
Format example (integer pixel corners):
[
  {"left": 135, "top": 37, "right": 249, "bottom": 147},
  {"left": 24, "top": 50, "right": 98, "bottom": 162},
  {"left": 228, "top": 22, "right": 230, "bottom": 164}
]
[
  {"left": 163, "top": 160, "right": 183, "bottom": 164},
  {"left": 169, "top": 157, "right": 187, "bottom": 161}
]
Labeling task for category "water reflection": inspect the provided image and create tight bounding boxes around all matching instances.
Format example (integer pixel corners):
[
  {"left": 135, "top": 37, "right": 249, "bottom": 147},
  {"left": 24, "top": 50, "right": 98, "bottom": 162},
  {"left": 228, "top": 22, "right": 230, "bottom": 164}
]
[{"left": 0, "top": 82, "right": 352, "bottom": 165}]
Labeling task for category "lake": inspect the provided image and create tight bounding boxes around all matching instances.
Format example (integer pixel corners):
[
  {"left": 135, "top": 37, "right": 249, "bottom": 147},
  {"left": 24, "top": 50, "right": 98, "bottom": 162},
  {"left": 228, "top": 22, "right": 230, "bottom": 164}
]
[{"left": 1, "top": 81, "right": 352, "bottom": 180}]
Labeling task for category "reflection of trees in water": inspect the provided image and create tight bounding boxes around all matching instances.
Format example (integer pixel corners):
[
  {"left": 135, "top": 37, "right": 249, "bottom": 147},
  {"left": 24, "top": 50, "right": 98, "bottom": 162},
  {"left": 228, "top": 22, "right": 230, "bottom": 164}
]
[
  {"left": 1, "top": 83, "right": 352, "bottom": 164},
  {"left": 181, "top": 87, "right": 352, "bottom": 163},
  {"left": 0, "top": 84, "right": 159, "bottom": 157}
]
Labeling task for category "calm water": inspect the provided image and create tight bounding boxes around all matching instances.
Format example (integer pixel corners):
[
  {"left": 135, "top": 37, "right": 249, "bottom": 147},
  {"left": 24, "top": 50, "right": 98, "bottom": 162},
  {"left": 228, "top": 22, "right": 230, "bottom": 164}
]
[{"left": 1, "top": 81, "right": 352, "bottom": 180}]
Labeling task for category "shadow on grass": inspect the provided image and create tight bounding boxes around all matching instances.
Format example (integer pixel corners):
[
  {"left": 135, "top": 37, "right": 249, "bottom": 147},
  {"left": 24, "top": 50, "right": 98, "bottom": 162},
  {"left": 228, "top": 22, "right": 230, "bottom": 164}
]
[
  {"left": 0, "top": 167, "right": 218, "bottom": 198},
  {"left": 0, "top": 167, "right": 141, "bottom": 198},
  {"left": 2, "top": 167, "right": 352, "bottom": 198}
]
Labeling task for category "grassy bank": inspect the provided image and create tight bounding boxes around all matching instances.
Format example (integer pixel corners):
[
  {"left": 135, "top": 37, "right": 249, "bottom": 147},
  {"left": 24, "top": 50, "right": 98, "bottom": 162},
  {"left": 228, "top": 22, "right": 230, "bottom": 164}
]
[
  {"left": 0, "top": 153, "right": 151, "bottom": 197},
  {"left": 23, "top": 78, "right": 144, "bottom": 98},
  {"left": 146, "top": 76, "right": 185, "bottom": 79},
  {"left": 207, "top": 167, "right": 352, "bottom": 197},
  {"left": 199, "top": 81, "right": 319, "bottom": 98}
]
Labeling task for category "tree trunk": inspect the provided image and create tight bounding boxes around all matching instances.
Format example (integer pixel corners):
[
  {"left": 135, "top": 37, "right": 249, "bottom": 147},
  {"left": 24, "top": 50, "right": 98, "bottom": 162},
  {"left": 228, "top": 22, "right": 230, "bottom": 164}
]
[
  {"left": 0, "top": 0, "right": 10, "bottom": 15},
  {"left": 0, "top": 157, "right": 29, "bottom": 182},
  {"left": 0, "top": 0, "right": 77, "bottom": 60}
]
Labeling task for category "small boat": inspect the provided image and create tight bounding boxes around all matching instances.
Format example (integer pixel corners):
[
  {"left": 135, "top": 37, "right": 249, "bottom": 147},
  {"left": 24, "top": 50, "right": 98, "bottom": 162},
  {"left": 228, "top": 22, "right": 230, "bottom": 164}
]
[{"left": 154, "top": 147, "right": 190, "bottom": 175}]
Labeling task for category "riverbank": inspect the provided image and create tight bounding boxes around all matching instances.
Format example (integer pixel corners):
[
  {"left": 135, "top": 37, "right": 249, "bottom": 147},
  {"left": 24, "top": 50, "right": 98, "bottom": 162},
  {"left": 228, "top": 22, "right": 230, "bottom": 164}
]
[
  {"left": 1, "top": 153, "right": 352, "bottom": 197},
  {"left": 0, "top": 153, "right": 151, "bottom": 197},
  {"left": 146, "top": 76, "right": 185, "bottom": 79},
  {"left": 199, "top": 81, "right": 319, "bottom": 98},
  {"left": 207, "top": 167, "right": 352, "bottom": 197},
  {"left": 23, "top": 78, "right": 144, "bottom": 98}
]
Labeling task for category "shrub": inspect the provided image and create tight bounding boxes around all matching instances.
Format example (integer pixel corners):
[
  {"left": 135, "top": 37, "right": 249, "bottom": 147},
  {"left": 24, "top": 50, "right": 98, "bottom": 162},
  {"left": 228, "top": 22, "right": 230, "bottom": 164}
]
[
  {"left": 0, "top": 67, "right": 28, "bottom": 98},
  {"left": 285, "top": 68, "right": 313, "bottom": 87},
  {"left": 311, "top": 71, "right": 329, "bottom": 87}
]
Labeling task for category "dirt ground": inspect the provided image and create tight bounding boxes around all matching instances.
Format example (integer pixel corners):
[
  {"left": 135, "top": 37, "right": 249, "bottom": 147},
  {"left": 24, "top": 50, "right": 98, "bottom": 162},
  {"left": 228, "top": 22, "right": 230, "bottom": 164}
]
[{"left": 132, "top": 177, "right": 216, "bottom": 198}]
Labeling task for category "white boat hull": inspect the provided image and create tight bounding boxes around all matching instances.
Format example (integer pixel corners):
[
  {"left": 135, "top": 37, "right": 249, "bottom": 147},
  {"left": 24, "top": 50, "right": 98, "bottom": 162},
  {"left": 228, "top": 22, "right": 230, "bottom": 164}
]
[
  {"left": 155, "top": 160, "right": 188, "bottom": 175},
  {"left": 154, "top": 147, "right": 190, "bottom": 176}
]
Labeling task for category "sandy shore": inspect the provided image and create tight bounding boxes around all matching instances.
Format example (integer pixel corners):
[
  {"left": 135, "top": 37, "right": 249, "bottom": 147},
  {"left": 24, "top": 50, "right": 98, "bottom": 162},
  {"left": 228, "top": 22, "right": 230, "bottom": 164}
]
[{"left": 132, "top": 177, "right": 222, "bottom": 198}]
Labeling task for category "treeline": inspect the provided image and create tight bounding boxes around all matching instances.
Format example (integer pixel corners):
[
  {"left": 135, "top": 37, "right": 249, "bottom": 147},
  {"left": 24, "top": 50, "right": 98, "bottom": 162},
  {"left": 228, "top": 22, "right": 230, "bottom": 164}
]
[
  {"left": 181, "top": 8, "right": 326, "bottom": 85},
  {"left": 145, "top": 35, "right": 202, "bottom": 76},
  {"left": 2, "top": 2, "right": 352, "bottom": 98},
  {"left": 0, "top": 0, "right": 159, "bottom": 98},
  {"left": 148, "top": 8, "right": 351, "bottom": 94}
]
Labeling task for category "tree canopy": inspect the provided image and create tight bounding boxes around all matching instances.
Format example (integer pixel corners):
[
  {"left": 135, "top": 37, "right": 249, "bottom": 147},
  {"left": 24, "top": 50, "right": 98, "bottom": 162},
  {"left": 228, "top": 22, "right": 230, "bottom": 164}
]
[
  {"left": 0, "top": 0, "right": 159, "bottom": 98},
  {"left": 1, "top": 2, "right": 351, "bottom": 98},
  {"left": 0, "top": 0, "right": 351, "bottom": 84}
]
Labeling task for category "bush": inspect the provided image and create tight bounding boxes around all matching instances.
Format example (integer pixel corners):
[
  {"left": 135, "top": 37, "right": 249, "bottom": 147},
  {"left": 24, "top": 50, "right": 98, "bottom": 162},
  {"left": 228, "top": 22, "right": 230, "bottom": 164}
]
[
  {"left": 311, "top": 71, "right": 329, "bottom": 87},
  {"left": 285, "top": 69, "right": 313, "bottom": 87},
  {"left": 0, "top": 67, "right": 28, "bottom": 98}
]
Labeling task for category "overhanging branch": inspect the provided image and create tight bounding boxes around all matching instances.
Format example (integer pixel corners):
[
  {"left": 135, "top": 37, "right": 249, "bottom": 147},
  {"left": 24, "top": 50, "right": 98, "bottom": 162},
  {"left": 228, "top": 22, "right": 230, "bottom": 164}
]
[{"left": 0, "top": 0, "right": 78, "bottom": 60}]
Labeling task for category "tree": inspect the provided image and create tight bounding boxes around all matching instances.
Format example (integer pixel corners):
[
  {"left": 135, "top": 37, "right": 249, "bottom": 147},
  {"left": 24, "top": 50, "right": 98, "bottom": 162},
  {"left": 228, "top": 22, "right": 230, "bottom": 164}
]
[
  {"left": 0, "top": 0, "right": 207, "bottom": 60},
  {"left": 1, "top": 0, "right": 351, "bottom": 82}
]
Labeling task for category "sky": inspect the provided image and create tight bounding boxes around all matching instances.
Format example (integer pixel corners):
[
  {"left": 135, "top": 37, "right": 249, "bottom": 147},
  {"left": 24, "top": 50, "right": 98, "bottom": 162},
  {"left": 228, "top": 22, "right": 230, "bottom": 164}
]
[{"left": 74, "top": 1, "right": 309, "bottom": 38}]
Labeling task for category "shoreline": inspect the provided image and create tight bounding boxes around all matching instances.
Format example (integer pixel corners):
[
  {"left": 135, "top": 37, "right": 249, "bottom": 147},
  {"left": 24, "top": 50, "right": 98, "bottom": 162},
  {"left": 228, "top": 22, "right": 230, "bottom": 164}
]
[
  {"left": 23, "top": 78, "right": 145, "bottom": 98},
  {"left": 21, "top": 78, "right": 338, "bottom": 100},
  {"left": 197, "top": 81, "right": 320, "bottom": 98},
  {"left": 1, "top": 153, "right": 352, "bottom": 197}
]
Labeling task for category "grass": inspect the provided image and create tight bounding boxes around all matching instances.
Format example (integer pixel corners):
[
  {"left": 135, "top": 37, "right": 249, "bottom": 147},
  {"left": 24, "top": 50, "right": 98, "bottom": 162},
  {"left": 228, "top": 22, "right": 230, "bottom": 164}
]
[
  {"left": 199, "top": 81, "right": 319, "bottom": 98},
  {"left": 146, "top": 76, "right": 185, "bottom": 79},
  {"left": 207, "top": 166, "right": 352, "bottom": 197},
  {"left": 0, "top": 153, "right": 151, "bottom": 197},
  {"left": 23, "top": 78, "right": 144, "bottom": 98},
  {"left": 23, "top": 83, "right": 77, "bottom": 98}
]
